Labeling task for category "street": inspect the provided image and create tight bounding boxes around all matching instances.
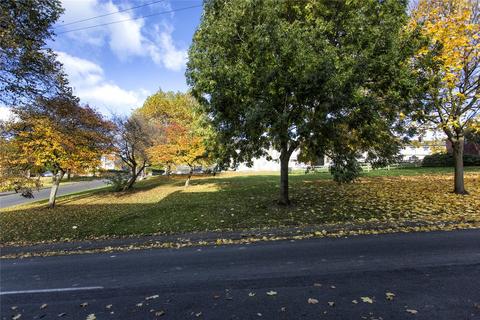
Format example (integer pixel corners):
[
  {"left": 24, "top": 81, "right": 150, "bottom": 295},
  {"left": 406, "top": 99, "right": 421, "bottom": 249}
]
[
  {"left": 1, "top": 230, "right": 480, "bottom": 319},
  {"left": 0, "top": 180, "right": 108, "bottom": 209}
]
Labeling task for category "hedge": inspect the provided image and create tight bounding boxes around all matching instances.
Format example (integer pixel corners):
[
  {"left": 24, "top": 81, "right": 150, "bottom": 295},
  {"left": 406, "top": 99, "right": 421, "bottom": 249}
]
[{"left": 422, "top": 153, "right": 480, "bottom": 167}]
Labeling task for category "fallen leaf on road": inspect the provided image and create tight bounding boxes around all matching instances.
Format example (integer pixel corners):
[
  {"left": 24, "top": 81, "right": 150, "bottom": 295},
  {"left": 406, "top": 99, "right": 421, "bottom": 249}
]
[
  {"left": 257, "top": 313, "right": 262, "bottom": 317},
  {"left": 105, "top": 304, "right": 112, "bottom": 309},
  {"left": 386, "top": 292, "right": 395, "bottom": 301},
  {"left": 155, "top": 310, "right": 165, "bottom": 317},
  {"left": 195, "top": 312, "right": 202, "bottom": 317},
  {"left": 248, "top": 292, "right": 256, "bottom": 297},
  {"left": 57, "top": 313, "right": 66, "bottom": 317},
  {"left": 266, "top": 291, "right": 277, "bottom": 296},
  {"left": 12, "top": 314, "right": 21, "bottom": 320},
  {"left": 86, "top": 315, "right": 96, "bottom": 320},
  {"left": 280, "top": 307, "right": 286, "bottom": 312},
  {"left": 361, "top": 297, "right": 374, "bottom": 304},
  {"left": 352, "top": 300, "right": 358, "bottom": 304},
  {"left": 313, "top": 283, "right": 322, "bottom": 287},
  {"left": 40, "top": 304, "right": 48, "bottom": 310},
  {"left": 406, "top": 309, "right": 418, "bottom": 314},
  {"left": 308, "top": 298, "right": 319, "bottom": 304},
  {"left": 330, "top": 285, "right": 336, "bottom": 289},
  {"left": 11, "top": 306, "right": 18, "bottom": 310},
  {"left": 146, "top": 295, "right": 159, "bottom": 300},
  {"left": 328, "top": 301, "right": 335, "bottom": 307},
  {"left": 80, "top": 302, "right": 88, "bottom": 308},
  {"left": 136, "top": 302, "right": 143, "bottom": 307},
  {"left": 213, "top": 295, "right": 220, "bottom": 299}
]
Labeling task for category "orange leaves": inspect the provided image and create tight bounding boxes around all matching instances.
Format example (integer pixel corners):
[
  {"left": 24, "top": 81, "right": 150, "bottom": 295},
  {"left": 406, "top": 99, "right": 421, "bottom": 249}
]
[
  {"left": 2, "top": 97, "right": 113, "bottom": 176},
  {"left": 148, "top": 122, "right": 206, "bottom": 167}
]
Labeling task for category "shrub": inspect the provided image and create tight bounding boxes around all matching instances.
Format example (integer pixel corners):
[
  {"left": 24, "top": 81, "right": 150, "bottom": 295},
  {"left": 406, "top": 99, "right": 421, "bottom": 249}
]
[
  {"left": 104, "top": 172, "right": 129, "bottom": 192},
  {"left": 330, "top": 154, "right": 362, "bottom": 183},
  {"left": 422, "top": 153, "right": 480, "bottom": 167}
]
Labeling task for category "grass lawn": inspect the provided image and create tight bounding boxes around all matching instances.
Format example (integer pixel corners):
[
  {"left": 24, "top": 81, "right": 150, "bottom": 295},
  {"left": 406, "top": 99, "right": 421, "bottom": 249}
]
[{"left": 1, "top": 167, "right": 479, "bottom": 245}]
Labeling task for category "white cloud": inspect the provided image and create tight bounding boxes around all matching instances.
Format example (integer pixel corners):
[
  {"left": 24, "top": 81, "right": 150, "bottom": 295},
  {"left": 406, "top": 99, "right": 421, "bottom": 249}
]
[
  {"left": 59, "top": 0, "right": 187, "bottom": 71},
  {"left": 56, "top": 51, "right": 148, "bottom": 115},
  {"left": 0, "top": 106, "right": 12, "bottom": 121}
]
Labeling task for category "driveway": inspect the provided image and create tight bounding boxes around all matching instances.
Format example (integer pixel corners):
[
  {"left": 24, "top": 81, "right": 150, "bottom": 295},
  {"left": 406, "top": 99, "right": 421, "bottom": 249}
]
[{"left": 0, "top": 180, "right": 108, "bottom": 209}]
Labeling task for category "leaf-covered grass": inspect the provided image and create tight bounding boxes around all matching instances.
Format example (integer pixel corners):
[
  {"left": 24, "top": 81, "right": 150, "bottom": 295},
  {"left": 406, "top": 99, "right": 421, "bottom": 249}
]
[{"left": 1, "top": 167, "right": 479, "bottom": 244}]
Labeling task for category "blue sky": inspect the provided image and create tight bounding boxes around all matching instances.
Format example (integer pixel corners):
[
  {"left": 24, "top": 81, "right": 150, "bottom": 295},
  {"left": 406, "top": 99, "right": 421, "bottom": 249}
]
[{"left": 49, "top": 0, "right": 203, "bottom": 116}]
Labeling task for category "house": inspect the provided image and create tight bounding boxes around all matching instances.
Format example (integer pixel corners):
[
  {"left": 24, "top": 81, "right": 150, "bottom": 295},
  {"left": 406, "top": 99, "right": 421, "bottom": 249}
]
[{"left": 235, "top": 142, "right": 445, "bottom": 172}]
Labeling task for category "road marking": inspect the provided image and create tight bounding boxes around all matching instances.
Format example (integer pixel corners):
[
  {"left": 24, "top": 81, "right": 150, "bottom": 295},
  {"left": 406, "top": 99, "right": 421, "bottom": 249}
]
[{"left": 0, "top": 286, "right": 104, "bottom": 295}]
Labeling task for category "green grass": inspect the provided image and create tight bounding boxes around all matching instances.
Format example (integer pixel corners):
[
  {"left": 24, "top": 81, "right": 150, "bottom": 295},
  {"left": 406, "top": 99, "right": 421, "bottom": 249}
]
[{"left": 1, "top": 167, "right": 480, "bottom": 244}]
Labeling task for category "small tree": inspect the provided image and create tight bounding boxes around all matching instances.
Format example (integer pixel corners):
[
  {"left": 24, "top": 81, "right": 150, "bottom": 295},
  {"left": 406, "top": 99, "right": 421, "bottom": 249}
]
[
  {"left": 410, "top": 0, "right": 479, "bottom": 194},
  {"left": 112, "top": 114, "right": 157, "bottom": 190},
  {"left": 140, "top": 90, "right": 211, "bottom": 187},
  {"left": 1, "top": 95, "right": 113, "bottom": 207}
]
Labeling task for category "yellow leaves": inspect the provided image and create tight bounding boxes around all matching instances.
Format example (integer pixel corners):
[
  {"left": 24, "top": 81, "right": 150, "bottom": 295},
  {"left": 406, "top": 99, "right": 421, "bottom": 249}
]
[
  {"left": 412, "top": 0, "right": 479, "bottom": 90},
  {"left": 360, "top": 296, "right": 374, "bottom": 304},
  {"left": 385, "top": 292, "right": 395, "bottom": 300}
]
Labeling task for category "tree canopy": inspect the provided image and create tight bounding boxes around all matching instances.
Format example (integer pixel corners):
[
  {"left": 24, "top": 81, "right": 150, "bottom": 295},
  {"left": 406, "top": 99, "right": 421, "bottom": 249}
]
[
  {"left": 187, "top": 0, "right": 416, "bottom": 204},
  {"left": 0, "top": 96, "right": 113, "bottom": 207},
  {"left": 139, "top": 90, "right": 212, "bottom": 186},
  {"left": 0, "top": 0, "right": 67, "bottom": 106}
]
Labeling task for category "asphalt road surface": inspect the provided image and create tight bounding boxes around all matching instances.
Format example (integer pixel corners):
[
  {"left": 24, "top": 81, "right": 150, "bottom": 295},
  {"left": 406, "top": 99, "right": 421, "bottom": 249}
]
[
  {"left": 0, "top": 180, "right": 108, "bottom": 209},
  {"left": 1, "top": 230, "right": 480, "bottom": 319}
]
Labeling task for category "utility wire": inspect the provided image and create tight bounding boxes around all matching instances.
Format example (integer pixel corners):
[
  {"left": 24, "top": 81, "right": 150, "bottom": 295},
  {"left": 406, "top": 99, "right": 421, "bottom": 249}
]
[
  {"left": 57, "top": 0, "right": 167, "bottom": 27},
  {"left": 56, "top": 4, "right": 202, "bottom": 35}
]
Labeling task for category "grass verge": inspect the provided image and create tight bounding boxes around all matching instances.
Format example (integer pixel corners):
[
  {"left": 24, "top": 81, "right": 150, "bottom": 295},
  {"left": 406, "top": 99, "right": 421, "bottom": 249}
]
[{"left": 1, "top": 167, "right": 479, "bottom": 245}]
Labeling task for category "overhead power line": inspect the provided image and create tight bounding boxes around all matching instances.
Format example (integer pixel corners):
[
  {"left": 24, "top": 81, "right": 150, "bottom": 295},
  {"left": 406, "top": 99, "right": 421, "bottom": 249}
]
[
  {"left": 57, "top": 0, "right": 167, "bottom": 27},
  {"left": 56, "top": 4, "right": 202, "bottom": 35}
]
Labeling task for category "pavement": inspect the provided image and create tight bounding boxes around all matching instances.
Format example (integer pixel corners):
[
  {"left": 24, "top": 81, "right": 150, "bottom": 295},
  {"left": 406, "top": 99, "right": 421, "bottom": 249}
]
[
  {"left": 0, "top": 180, "right": 108, "bottom": 209},
  {"left": 1, "top": 229, "right": 480, "bottom": 319}
]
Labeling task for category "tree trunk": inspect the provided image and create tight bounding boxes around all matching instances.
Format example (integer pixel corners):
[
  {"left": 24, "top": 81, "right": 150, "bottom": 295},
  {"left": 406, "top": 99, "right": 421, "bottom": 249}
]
[
  {"left": 452, "top": 137, "right": 468, "bottom": 194},
  {"left": 279, "top": 148, "right": 291, "bottom": 205},
  {"left": 66, "top": 169, "right": 71, "bottom": 180},
  {"left": 48, "top": 170, "right": 65, "bottom": 208},
  {"left": 124, "top": 165, "right": 137, "bottom": 191},
  {"left": 185, "top": 166, "right": 194, "bottom": 187}
]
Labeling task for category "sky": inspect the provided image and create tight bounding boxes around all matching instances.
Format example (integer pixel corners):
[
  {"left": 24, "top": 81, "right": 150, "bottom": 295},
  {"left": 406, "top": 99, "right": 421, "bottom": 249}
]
[{"left": 51, "top": 0, "right": 203, "bottom": 116}]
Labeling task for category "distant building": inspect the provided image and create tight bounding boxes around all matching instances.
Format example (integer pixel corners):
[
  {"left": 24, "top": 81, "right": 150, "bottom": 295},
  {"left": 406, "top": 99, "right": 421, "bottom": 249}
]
[{"left": 235, "top": 142, "right": 445, "bottom": 172}]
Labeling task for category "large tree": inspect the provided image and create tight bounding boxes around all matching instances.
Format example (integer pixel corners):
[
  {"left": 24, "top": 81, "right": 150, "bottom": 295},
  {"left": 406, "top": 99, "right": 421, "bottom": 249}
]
[
  {"left": 0, "top": 0, "right": 66, "bottom": 106},
  {"left": 410, "top": 0, "right": 479, "bottom": 194},
  {"left": 1, "top": 95, "right": 113, "bottom": 207},
  {"left": 187, "top": 0, "right": 416, "bottom": 204}
]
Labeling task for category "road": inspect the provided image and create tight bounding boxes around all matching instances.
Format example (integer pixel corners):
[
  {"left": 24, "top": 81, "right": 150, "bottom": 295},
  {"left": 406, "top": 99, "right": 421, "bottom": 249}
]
[
  {"left": 0, "top": 180, "right": 108, "bottom": 209},
  {"left": 1, "top": 230, "right": 480, "bottom": 319}
]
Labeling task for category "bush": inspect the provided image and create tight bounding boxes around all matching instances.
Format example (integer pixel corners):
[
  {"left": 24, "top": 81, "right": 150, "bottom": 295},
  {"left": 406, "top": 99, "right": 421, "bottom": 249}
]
[
  {"left": 330, "top": 154, "right": 362, "bottom": 183},
  {"left": 422, "top": 153, "right": 480, "bottom": 167},
  {"left": 104, "top": 172, "right": 129, "bottom": 191}
]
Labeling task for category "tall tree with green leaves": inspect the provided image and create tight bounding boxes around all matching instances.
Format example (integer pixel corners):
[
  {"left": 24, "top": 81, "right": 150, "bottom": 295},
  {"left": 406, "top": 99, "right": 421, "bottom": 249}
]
[
  {"left": 0, "top": 0, "right": 66, "bottom": 106},
  {"left": 187, "top": 0, "right": 416, "bottom": 204}
]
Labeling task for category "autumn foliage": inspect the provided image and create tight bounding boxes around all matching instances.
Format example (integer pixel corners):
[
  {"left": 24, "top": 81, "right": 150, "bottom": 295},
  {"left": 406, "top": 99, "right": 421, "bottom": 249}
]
[
  {"left": 410, "top": 0, "right": 480, "bottom": 194},
  {"left": 1, "top": 96, "right": 113, "bottom": 207}
]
